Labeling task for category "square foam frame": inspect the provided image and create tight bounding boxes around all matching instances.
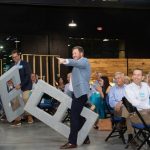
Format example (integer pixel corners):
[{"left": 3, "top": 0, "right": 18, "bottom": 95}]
[
  {"left": 25, "top": 80, "right": 98, "bottom": 145},
  {"left": 0, "top": 66, "right": 24, "bottom": 122}
]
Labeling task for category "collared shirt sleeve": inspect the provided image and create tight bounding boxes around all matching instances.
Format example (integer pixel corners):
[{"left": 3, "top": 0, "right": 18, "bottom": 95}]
[
  {"left": 108, "top": 87, "right": 118, "bottom": 108},
  {"left": 63, "top": 59, "right": 69, "bottom": 64},
  {"left": 66, "top": 57, "right": 88, "bottom": 69}
]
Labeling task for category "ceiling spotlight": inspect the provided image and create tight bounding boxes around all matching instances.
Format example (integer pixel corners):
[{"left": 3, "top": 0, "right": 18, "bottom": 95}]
[
  {"left": 0, "top": 45, "right": 4, "bottom": 49},
  {"left": 103, "top": 39, "right": 109, "bottom": 42},
  {"left": 68, "top": 20, "right": 77, "bottom": 27},
  {"left": 97, "top": 27, "right": 103, "bottom": 31},
  {"left": 14, "top": 40, "right": 20, "bottom": 43}
]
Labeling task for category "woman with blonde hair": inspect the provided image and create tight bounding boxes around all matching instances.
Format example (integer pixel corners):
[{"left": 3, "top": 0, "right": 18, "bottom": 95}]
[{"left": 124, "top": 75, "right": 131, "bottom": 85}]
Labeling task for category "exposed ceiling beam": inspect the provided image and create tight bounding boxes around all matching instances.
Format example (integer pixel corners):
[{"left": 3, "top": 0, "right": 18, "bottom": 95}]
[{"left": 0, "top": 0, "right": 150, "bottom": 9}]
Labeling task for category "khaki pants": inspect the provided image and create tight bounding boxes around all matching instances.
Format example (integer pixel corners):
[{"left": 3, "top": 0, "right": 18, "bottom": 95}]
[
  {"left": 13, "top": 90, "right": 31, "bottom": 121},
  {"left": 115, "top": 106, "right": 134, "bottom": 134},
  {"left": 130, "top": 109, "right": 150, "bottom": 125},
  {"left": 121, "top": 107, "right": 150, "bottom": 134},
  {"left": 22, "top": 90, "right": 31, "bottom": 116}
]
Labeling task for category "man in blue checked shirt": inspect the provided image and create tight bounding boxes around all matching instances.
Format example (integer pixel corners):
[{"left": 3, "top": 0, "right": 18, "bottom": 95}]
[{"left": 108, "top": 72, "right": 134, "bottom": 143}]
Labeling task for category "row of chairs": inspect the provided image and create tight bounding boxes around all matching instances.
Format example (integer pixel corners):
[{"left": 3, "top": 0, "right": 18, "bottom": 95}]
[
  {"left": 2, "top": 91, "right": 149, "bottom": 150},
  {"left": 105, "top": 97, "right": 127, "bottom": 144},
  {"left": 40, "top": 94, "right": 150, "bottom": 150},
  {"left": 105, "top": 97, "right": 150, "bottom": 150},
  {"left": 122, "top": 97, "right": 150, "bottom": 150}
]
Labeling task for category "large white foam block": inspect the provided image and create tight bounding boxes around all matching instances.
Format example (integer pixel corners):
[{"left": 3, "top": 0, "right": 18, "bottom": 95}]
[
  {"left": 25, "top": 80, "right": 98, "bottom": 145},
  {"left": 0, "top": 66, "right": 24, "bottom": 122}
]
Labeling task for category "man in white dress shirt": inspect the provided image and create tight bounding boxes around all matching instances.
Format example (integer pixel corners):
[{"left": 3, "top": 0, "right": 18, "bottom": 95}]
[{"left": 125, "top": 68, "right": 150, "bottom": 127}]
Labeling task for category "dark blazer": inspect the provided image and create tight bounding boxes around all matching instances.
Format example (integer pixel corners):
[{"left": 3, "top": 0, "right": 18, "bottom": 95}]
[{"left": 12, "top": 60, "right": 32, "bottom": 91}]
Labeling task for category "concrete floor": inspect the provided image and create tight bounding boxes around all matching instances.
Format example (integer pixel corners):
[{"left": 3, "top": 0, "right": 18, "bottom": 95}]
[{"left": 0, "top": 120, "right": 134, "bottom": 150}]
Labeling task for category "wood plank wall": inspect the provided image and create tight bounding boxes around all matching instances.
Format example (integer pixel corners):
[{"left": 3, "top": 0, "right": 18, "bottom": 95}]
[
  {"left": 128, "top": 59, "right": 150, "bottom": 76},
  {"left": 89, "top": 59, "right": 150, "bottom": 81}
]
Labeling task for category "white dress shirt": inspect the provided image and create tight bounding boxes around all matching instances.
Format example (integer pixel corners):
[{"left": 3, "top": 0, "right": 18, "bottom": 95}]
[{"left": 125, "top": 82, "right": 150, "bottom": 110}]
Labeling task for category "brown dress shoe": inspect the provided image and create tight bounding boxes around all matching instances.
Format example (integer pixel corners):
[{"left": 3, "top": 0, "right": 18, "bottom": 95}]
[
  {"left": 27, "top": 115, "right": 34, "bottom": 124},
  {"left": 60, "top": 142, "right": 69, "bottom": 149},
  {"left": 60, "top": 143, "right": 77, "bottom": 149},
  {"left": 10, "top": 120, "right": 21, "bottom": 127}
]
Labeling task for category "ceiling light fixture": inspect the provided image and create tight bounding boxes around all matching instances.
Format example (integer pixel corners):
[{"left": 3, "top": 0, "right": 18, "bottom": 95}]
[
  {"left": 97, "top": 27, "right": 103, "bottom": 31},
  {"left": 0, "top": 45, "right": 4, "bottom": 49},
  {"left": 68, "top": 20, "right": 77, "bottom": 27},
  {"left": 14, "top": 40, "right": 20, "bottom": 43},
  {"left": 103, "top": 39, "right": 109, "bottom": 42}
]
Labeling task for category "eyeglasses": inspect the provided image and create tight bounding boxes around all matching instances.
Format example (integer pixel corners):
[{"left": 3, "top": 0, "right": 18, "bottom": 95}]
[{"left": 12, "top": 55, "right": 19, "bottom": 59}]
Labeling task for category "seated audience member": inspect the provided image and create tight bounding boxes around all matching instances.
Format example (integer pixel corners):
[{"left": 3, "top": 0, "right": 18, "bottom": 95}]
[
  {"left": 7, "top": 79, "right": 15, "bottom": 92},
  {"left": 109, "top": 72, "right": 134, "bottom": 142},
  {"left": 101, "top": 76, "right": 111, "bottom": 115},
  {"left": 124, "top": 76, "right": 131, "bottom": 85},
  {"left": 31, "top": 73, "right": 38, "bottom": 90},
  {"left": 101, "top": 76, "right": 111, "bottom": 97},
  {"left": 53, "top": 77, "right": 65, "bottom": 109},
  {"left": 94, "top": 71, "right": 102, "bottom": 85},
  {"left": 32, "top": 73, "right": 58, "bottom": 114},
  {"left": 144, "top": 72, "right": 150, "bottom": 87},
  {"left": 64, "top": 73, "right": 73, "bottom": 97},
  {"left": 63, "top": 73, "right": 73, "bottom": 122},
  {"left": 89, "top": 72, "right": 105, "bottom": 129},
  {"left": 56, "top": 77, "right": 65, "bottom": 92},
  {"left": 125, "top": 68, "right": 150, "bottom": 126},
  {"left": 109, "top": 72, "right": 126, "bottom": 113}
]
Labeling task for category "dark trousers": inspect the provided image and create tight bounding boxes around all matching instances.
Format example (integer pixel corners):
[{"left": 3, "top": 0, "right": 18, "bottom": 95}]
[{"left": 68, "top": 94, "right": 89, "bottom": 145}]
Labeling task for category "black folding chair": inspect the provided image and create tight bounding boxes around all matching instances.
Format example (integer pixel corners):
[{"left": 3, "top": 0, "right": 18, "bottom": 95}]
[
  {"left": 122, "top": 97, "right": 150, "bottom": 150},
  {"left": 105, "top": 96, "right": 127, "bottom": 144},
  {"left": 0, "top": 98, "right": 5, "bottom": 120},
  {"left": 62, "top": 109, "right": 70, "bottom": 123},
  {"left": 38, "top": 94, "right": 59, "bottom": 115}
]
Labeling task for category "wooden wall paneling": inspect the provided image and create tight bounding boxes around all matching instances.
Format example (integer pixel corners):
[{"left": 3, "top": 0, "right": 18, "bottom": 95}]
[
  {"left": 128, "top": 59, "right": 150, "bottom": 76},
  {"left": 89, "top": 59, "right": 127, "bottom": 81}
]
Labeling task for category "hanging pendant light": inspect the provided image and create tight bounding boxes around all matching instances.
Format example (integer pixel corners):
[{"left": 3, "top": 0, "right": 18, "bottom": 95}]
[{"left": 68, "top": 20, "right": 77, "bottom": 27}]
